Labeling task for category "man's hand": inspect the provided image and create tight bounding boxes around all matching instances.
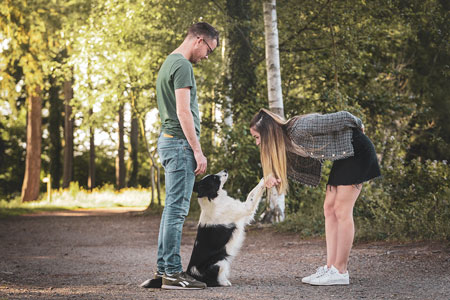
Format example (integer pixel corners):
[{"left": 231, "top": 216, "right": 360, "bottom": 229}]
[
  {"left": 265, "top": 174, "right": 281, "bottom": 189},
  {"left": 194, "top": 150, "right": 207, "bottom": 175},
  {"left": 175, "top": 88, "right": 207, "bottom": 175}
]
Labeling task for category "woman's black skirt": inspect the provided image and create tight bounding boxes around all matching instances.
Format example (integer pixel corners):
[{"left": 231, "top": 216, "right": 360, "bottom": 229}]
[{"left": 327, "top": 128, "right": 381, "bottom": 186}]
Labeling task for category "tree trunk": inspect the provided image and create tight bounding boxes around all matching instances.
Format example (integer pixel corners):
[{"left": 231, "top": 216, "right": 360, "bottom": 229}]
[
  {"left": 62, "top": 80, "right": 74, "bottom": 189},
  {"left": 150, "top": 166, "right": 155, "bottom": 206},
  {"left": 264, "top": 0, "right": 284, "bottom": 118},
  {"left": 21, "top": 87, "right": 42, "bottom": 202},
  {"left": 226, "top": 0, "right": 257, "bottom": 120},
  {"left": 88, "top": 116, "right": 95, "bottom": 190},
  {"left": 157, "top": 165, "right": 161, "bottom": 206},
  {"left": 220, "top": 37, "right": 233, "bottom": 128},
  {"left": 49, "top": 77, "right": 62, "bottom": 189},
  {"left": 137, "top": 116, "right": 161, "bottom": 210},
  {"left": 263, "top": 0, "right": 285, "bottom": 223},
  {"left": 128, "top": 111, "right": 139, "bottom": 188},
  {"left": 116, "top": 105, "right": 126, "bottom": 190}
]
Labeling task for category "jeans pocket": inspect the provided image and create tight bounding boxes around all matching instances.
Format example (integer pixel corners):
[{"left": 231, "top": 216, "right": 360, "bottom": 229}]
[{"left": 159, "top": 146, "right": 182, "bottom": 173}]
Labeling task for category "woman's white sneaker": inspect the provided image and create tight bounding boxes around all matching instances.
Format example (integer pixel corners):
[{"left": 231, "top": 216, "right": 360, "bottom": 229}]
[
  {"left": 309, "top": 265, "right": 349, "bottom": 285},
  {"left": 301, "top": 265, "right": 328, "bottom": 284}
]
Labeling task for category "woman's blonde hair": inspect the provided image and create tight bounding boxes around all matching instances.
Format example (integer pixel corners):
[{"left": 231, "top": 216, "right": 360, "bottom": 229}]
[{"left": 250, "top": 108, "right": 305, "bottom": 194}]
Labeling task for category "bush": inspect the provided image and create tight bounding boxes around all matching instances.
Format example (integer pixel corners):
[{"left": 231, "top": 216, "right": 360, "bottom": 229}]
[
  {"left": 356, "top": 159, "right": 450, "bottom": 241},
  {"left": 277, "top": 159, "right": 450, "bottom": 241}
]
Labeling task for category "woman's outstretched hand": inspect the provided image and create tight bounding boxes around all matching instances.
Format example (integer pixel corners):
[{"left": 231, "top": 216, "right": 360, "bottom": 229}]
[{"left": 265, "top": 174, "right": 281, "bottom": 189}]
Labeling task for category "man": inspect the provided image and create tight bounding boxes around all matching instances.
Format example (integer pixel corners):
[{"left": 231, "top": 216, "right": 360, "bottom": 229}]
[{"left": 141, "top": 22, "right": 219, "bottom": 290}]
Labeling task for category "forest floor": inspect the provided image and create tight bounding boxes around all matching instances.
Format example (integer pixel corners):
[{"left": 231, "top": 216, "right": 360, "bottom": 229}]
[{"left": 0, "top": 207, "right": 449, "bottom": 300}]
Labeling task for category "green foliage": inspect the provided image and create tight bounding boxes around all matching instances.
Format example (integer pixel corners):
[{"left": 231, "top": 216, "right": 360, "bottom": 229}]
[
  {"left": 0, "top": 109, "right": 26, "bottom": 199},
  {"left": 0, "top": 0, "right": 449, "bottom": 241},
  {"left": 356, "top": 159, "right": 450, "bottom": 241},
  {"left": 72, "top": 146, "right": 118, "bottom": 188},
  {"left": 278, "top": 159, "right": 450, "bottom": 241}
]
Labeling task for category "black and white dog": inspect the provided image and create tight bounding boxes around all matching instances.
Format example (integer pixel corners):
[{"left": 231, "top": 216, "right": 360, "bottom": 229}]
[{"left": 186, "top": 170, "right": 265, "bottom": 287}]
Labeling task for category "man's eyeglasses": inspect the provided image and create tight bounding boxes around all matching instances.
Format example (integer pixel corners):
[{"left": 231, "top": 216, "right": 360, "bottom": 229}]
[{"left": 199, "top": 37, "right": 213, "bottom": 55}]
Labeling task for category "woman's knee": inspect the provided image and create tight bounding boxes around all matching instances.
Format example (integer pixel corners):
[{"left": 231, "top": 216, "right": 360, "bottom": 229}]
[
  {"left": 324, "top": 186, "right": 337, "bottom": 218},
  {"left": 333, "top": 203, "right": 353, "bottom": 222},
  {"left": 323, "top": 201, "right": 336, "bottom": 218}
]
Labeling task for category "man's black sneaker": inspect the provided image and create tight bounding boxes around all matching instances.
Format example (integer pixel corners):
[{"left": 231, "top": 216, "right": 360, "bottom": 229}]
[
  {"left": 140, "top": 272, "right": 163, "bottom": 288},
  {"left": 162, "top": 271, "right": 206, "bottom": 290}
]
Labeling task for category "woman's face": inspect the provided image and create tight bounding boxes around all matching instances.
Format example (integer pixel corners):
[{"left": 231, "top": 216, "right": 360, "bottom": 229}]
[{"left": 250, "top": 127, "right": 261, "bottom": 146}]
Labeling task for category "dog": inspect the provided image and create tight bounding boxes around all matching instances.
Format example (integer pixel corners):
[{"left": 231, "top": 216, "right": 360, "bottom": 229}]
[{"left": 186, "top": 170, "right": 265, "bottom": 287}]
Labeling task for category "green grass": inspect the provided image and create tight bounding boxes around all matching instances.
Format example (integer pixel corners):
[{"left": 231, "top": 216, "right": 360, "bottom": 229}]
[
  {"left": 0, "top": 205, "right": 73, "bottom": 218},
  {"left": 0, "top": 184, "right": 163, "bottom": 218}
]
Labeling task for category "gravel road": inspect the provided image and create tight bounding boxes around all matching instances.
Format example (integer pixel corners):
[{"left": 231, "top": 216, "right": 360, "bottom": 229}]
[{"left": 0, "top": 208, "right": 449, "bottom": 300}]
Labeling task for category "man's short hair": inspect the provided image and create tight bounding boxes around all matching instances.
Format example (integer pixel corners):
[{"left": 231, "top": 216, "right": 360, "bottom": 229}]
[{"left": 187, "top": 22, "right": 219, "bottom": 47}]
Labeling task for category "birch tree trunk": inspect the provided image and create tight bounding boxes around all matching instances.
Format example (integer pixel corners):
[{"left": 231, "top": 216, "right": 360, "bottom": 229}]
[
  {"left": 263, "top": 0, "right": 285, "bottom": 222},
  {"left": 264, "top": 0, "right": 284, "bottom": 118},
  {"left": 62, "top": 80, "right": 74, "bottom": 189},
  {"left": 21, "top": 87, "right": 42, "bottom": 202}
]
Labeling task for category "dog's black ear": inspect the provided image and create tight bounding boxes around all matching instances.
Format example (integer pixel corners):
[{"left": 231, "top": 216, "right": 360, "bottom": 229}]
[
  {"left": 205, "top": 175, "right": 221, "bottom": 201},
  {"left": 194, "top": 175, "right": 220, "bottom": 200},
  {"left": 197, "top": 182, "right": 209, "bottom": 199}
]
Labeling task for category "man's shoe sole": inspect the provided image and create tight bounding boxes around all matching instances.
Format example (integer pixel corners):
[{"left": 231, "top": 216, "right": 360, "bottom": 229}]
[{"left": 140, "top": 278, "right": 162, "bottom": 288}]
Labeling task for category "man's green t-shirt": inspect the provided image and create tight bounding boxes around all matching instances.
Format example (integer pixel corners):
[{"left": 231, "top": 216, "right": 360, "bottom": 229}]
[{"left": 156, "top": 53, "right": 200, "bottom": 139}]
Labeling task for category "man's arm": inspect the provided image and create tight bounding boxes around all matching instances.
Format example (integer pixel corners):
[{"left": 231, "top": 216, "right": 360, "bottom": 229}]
[{"left": 175, "top": 88, "right": 207, "bottom": 175}]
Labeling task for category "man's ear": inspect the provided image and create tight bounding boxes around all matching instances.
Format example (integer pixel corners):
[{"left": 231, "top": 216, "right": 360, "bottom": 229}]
[{"left": 193, "top": 182, "right": 199, "bottom": 193}]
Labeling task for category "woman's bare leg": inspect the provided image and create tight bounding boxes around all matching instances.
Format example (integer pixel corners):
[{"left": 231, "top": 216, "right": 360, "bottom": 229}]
[
  {"left": 333, "top": 185, "right": 361, "bottom": 273},
  {"left": 324, "top": 186, "right": 338, "bottom": 267}
]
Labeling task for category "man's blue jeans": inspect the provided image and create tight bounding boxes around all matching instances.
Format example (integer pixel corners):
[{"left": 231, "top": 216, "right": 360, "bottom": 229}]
[{"left": 156, "top": 134, "right": 196, "bottom": 275}]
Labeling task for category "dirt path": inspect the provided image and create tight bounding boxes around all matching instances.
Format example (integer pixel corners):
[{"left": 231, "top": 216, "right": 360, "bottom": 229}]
[{"left": 0, "top": 208, "right": 449, "bottom": 300}]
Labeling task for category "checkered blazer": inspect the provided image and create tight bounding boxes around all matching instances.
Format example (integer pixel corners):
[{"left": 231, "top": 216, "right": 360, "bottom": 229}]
[{"left": 286, "top": 111, "right": 364, "bottom": 186}]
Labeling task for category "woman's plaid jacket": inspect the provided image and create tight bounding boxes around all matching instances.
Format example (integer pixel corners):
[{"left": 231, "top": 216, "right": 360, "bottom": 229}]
[{"left": 286, "top": 111, "right": 364, "bottom": 186}]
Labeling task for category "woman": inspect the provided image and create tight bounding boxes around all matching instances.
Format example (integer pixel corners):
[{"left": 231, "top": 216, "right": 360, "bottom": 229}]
[{"left": 250, "top": 108, "right": 380, "bottom": 286}]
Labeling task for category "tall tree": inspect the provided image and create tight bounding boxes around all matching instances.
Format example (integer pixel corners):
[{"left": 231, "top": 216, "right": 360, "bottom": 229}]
[
  {"left": 116, "top": 104, "right": 126, "bottom": 190},
  {"left": 48, "top": 74, "right": 63, "bottom": 189},
  {"left": 128, "top": 110, "right": 139, "bottom": 188},
  {"left": 226, "top": 0, "right": 258, "bottom": 121},
  {"left": 222, "top": 0, "right": 264, "bottom": 197},
  {"left": 21, "top": 87, "right": 42, "bottom": 202},
  {"left": 88, "top": 119, "right": 95, "bottom": 190},
  {"left": 0, "top": 0, "right": 59, "bottom": 201},
  {"left": 262, "top": 0, "right": 285, "bottom": 223},
  {"left": 58, "top": 0, "right": 93, "bottom": 189},
  {"left": 62, "top": 79, "right": 74, "bottom": 188},
  {"left": 263, "top": 0, "right": 284, "bottom": 118}
]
